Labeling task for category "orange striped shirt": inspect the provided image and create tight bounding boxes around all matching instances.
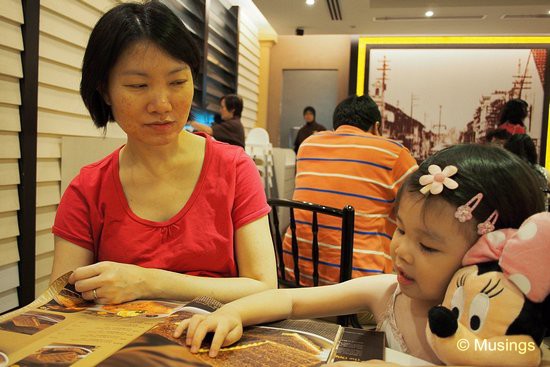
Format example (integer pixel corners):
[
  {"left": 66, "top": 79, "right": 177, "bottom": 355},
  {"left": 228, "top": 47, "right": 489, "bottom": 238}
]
[{"left": 283, "top": 125, "right": 417, "bottom": 285}]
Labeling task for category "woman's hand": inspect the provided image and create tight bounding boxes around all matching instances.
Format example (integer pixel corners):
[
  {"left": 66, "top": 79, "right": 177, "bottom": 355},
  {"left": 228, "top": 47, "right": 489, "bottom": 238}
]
[
  {"left": 69, "top": 261, "right": 150, "bottom": 304},
  {"left": 173, "top": 309, "right": 243, "bottom": 357}
]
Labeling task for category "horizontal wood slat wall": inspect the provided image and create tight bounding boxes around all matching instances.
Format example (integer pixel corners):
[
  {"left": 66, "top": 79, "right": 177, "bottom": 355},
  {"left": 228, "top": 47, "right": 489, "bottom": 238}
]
[
  {"left": 237, "top": 10, "right": 260, "bottom": 133},
  {"left": 34, "top": 0, "right": 126, "bottom": 299},
  {"left": 0, "top": 0, "right": 24, "bottom": 313}
]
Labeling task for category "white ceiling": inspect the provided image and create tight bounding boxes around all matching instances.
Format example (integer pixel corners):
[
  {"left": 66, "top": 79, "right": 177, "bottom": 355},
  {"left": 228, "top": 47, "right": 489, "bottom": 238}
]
[{"left": 251, "top": 0, "right": 550, "bottom": 36}]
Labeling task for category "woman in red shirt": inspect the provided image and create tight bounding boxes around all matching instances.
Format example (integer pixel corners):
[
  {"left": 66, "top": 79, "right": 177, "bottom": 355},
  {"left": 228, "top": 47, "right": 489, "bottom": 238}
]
[
  {"left": 497, "top": 98, "right": 528, "bottom": 135},
  {"left": 50, "top": 1, "right": 276, "bottom": 305}
]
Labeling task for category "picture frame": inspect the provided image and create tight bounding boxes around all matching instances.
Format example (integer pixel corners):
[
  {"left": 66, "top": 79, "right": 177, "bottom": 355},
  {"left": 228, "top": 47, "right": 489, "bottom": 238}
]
[{"left": 355, "top": 36, "right": 550, "bottom": 164}]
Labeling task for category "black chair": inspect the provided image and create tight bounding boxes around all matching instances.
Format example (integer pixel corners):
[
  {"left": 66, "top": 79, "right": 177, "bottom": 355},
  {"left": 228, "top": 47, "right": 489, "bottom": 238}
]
[{"left": 267, "top": 198, "right": 362, "bottom": 328}]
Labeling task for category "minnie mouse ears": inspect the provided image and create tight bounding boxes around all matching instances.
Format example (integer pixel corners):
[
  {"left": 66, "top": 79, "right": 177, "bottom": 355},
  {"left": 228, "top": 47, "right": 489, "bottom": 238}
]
[{"left": 462, "top": 212, "right": 550, "bottom": 303}]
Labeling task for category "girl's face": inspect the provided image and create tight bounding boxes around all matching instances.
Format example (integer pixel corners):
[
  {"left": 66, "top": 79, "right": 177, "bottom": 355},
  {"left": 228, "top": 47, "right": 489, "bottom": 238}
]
[
  {"left": 391, "top": 192, "right": 476, "bottom": 303},
  {"left": 105, "top": 41, "right": 194, "bottom": 146}
]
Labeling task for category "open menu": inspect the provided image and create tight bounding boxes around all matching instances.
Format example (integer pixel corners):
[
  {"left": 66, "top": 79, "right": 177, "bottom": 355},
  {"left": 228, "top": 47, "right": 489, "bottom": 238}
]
[{"left": 0, "top": 273, "right": 385, "bottom": 366}]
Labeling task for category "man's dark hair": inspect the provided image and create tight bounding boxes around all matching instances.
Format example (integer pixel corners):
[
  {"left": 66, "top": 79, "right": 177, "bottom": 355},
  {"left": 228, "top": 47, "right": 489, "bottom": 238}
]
[
  {"left": 504, "top": 134, "right": 538, "bottom": 165},
  {"left": 485, "top": 129, "right": 512, "bottom": 143},
  {"left": 333, "top": 95, "right": 381, "bottom": 131},
  {"left": 220, "top": 94, "right": 243, "bottom": 118},
  {"left": 81, "top": 1, "right": 201, "bottom": 128}
]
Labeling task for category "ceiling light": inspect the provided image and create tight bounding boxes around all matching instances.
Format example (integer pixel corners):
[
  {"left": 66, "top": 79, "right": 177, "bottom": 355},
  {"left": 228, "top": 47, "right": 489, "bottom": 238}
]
[
  {"left": 425, "top": 10, "right": 434, "bottom": 17},
  {"left": 306, "top": 0, "right": 315, "bottom": 5}
]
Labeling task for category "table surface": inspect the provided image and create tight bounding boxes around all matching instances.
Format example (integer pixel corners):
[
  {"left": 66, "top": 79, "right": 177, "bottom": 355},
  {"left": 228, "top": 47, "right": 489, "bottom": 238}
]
[
  {"left": 386, "top": 338, "right": 550, "bottom": 367},
  {"left": 385, "top": 348, "right": 433, "bottom": 366}
]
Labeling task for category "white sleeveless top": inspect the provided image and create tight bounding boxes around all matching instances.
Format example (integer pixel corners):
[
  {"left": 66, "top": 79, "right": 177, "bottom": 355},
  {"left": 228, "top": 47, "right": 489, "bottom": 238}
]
[{"left": 377, "top": 285, "right": 409, "bottom": 353}]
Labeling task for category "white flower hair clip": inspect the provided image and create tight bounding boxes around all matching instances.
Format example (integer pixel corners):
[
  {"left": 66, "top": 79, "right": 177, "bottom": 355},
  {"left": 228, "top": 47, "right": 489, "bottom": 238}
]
[{"left": 419, "top": 165, "right": 458, "bottom": 195}]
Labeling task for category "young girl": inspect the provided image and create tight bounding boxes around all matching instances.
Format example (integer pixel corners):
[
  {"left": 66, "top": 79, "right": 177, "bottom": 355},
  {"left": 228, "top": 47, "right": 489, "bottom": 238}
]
[{"left": 173, "top": 144, "right": 545, "bottom": 364}]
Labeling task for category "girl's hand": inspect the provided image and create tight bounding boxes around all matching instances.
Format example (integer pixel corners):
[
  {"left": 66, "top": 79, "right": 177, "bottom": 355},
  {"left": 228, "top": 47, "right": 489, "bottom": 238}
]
[
  {"left": 173, "top": 309, "right": 243, "bottom": 357},
  {"left": 69, "top": 261, "right": 149, "bottom": 304}
]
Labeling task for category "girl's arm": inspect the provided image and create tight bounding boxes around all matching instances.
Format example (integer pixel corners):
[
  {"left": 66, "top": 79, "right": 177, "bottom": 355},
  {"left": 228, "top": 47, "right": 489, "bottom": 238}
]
[
  {"left": 56, "top": 215, "right": 278, "bottom": 304},
  {"left": 174, "top": 273, "right": 397, "bottom": 357}
]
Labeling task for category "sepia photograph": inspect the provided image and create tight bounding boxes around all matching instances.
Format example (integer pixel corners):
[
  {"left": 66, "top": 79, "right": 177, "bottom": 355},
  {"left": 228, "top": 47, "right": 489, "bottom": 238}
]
[{"left": 367, "top": 48, "right": 547, "bottom": 160}]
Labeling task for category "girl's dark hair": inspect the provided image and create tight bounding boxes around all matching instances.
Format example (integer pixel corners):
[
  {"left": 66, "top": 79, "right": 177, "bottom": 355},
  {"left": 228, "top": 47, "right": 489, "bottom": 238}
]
[
  {"left": 81, "top": 1, "right": 201, "bottom": 128},
  {"left": 220, "top": 94, "right": 243, "bottom": 117},
  {"left": 499, "top": 98, "right": 528, "bottom": 126},
  {"left": 503, "top": 134, "right": 538, "bottom": 165},
  {"left": 400, "top": 144, "right": 545, "bottom": 231}
]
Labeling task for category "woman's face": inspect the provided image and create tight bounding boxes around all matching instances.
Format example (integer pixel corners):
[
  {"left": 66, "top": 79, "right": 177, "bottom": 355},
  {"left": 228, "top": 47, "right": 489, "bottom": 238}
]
[
  {"left": 105, "top": 41, "right": 194, "bottom": 146},
  {"left": 219, "top": 99, "right": 234, "bottom": 121}
]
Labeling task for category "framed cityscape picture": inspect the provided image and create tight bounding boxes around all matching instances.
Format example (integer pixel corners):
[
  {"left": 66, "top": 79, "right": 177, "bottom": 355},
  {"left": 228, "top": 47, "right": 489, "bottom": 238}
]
[{"left": 355, "top": 37, "right": 550, "bottom": 163}]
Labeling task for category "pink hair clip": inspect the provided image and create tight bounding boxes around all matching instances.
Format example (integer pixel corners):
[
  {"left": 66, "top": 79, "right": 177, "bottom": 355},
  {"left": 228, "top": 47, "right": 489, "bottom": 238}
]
[
  {"left": 454, "top": 193, "right": 483, "bottom": 222},
  {"left": 419, "top": 165, "right": 458, "bottom": 195},
  {"left": 477, "top": 210, "right": 499, "bottom": 235}
]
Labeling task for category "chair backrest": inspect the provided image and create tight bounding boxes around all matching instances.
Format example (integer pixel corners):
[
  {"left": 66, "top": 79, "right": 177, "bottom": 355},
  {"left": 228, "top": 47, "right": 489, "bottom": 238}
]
[
  {"left": 245, "top": 127, "right": 270, "bottom": 145},
  {"left": 268, "top": 198, "right": 361, "bottom": 327},
  {"left": 268, "top": 198, "right": 355, "bottom": 287}
]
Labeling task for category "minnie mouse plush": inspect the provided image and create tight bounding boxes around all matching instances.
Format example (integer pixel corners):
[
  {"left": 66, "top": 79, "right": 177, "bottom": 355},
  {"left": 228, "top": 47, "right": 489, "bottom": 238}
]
[{"left": 426, "top": 212, "right": 550, "bottom": 366}]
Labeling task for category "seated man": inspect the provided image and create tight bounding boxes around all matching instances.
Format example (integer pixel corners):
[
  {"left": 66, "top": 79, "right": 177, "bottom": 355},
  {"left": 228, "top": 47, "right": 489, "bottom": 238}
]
[{"left": 283, "top": 95, "right": 417, "bottom": 285}]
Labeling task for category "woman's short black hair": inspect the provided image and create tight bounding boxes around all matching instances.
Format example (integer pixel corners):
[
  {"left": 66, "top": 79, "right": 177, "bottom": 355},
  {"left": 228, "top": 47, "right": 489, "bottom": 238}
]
[
  {"left": 333, "top": 95, "right": 381, "bottom": 131},
  {"left": 81, "top": 1, "right": 201, "bottom": 128},
  {"left": 504, "top": 134, "right": 538, "bottom": 165},
  {"left": 499, "top": 98, "right": 528, "bottom": 126},
  {"left": 399, "top": 144, "right": 545, "bottom": 232},
  {"left": 220, "top": 94, "right": 243, "bottom": 118},
  {"left": 303, "top": 106, "right": 316, "bottom": 117}
]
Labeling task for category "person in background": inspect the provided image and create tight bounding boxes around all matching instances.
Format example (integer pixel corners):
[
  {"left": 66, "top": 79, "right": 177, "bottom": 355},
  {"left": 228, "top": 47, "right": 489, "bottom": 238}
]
[
  {"left": 190, "top": 94, "right": 245, "bottom": 148},
  {"left": 293, "top": 106, "right": 326, "bottom": 153},
  {"left": 285, "top": 95, "right": 417, "bottom": 287},
  {"left": 485, "top": 128, "right": 512, "bottom": 147},
  {"left": 504, "top": 133, "right": 550, "bottom": 191},
  {"left": 175, "top": 144, "right": 546, "bottom": 364},
  {"left": 50, "top": 1, "right": 276, "bottom": 305},
  {"left": 497, "top": 98, "right": 528, "bottom": 135}
]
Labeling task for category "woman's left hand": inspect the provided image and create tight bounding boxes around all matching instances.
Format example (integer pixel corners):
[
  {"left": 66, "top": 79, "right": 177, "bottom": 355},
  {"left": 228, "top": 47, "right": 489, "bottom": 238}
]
[{"left": 69, "top": 261, "right": 150, "bottom": 304}]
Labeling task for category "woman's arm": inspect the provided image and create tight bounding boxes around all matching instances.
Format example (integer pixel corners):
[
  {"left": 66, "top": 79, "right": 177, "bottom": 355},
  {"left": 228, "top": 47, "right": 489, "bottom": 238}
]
[
  {"left": 141, "top": 215, "right": 277, "bottom": 301},
  {"left": 69, "top": 215, "right": 277, "bottom": 304},
  {"left": 189, "top": 121, "right": 213, "bottom": 135},
  {"left": 174, "top": 274, "right": 397, "bottom": 356},
  {"left": 50, "top": 236, "right": 94, "bottom": 283}
]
